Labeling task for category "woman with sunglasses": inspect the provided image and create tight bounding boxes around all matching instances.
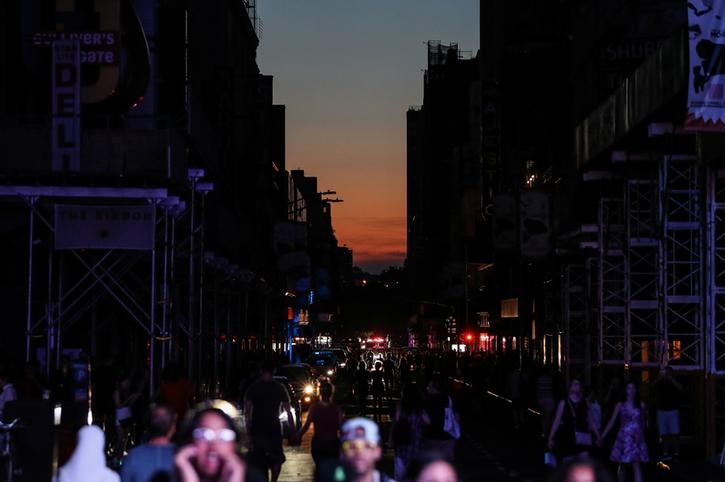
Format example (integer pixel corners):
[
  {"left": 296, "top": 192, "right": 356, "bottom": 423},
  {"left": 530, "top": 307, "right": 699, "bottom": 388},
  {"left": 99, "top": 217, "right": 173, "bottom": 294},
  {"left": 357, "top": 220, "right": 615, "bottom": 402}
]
[{"left": 175, "top": 408, "right": 248, "bottom": 482}]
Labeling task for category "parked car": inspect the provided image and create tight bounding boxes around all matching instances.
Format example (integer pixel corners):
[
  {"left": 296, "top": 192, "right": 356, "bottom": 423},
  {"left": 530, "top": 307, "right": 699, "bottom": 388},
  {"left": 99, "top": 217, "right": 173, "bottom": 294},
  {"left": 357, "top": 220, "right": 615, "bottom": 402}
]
[
  {"left": 273, "top": 376, "right": 302, "bottom": 437},
  {"left": 329, "top": 348, "right": 349, "bottom": 369},
  {"left": 277, "top": 363, "right": 318, "bottom": 409},
  {"left": 307, "top": 352, "right": 339, "bottom": 380}
]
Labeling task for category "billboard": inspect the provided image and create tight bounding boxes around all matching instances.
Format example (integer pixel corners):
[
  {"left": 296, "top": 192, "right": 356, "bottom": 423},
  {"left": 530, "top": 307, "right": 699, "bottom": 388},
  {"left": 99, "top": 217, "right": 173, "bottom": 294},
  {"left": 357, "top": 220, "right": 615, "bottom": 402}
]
[
  {"left": 54, "top": 205, "right": 155, "bottom": 250},
  {"left": 520, "top": 191, "right": 550, "bottom": 258},
  {"left": 686, "top": 0, "right": 725, "bottom": 131}
]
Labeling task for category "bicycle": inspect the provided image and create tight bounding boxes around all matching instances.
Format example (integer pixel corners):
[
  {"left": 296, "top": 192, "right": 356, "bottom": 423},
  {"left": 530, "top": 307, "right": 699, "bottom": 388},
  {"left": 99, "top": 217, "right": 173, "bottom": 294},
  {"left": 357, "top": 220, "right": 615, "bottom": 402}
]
[{"left": 0, "top": 419, "right": 20, "bottom": 482}]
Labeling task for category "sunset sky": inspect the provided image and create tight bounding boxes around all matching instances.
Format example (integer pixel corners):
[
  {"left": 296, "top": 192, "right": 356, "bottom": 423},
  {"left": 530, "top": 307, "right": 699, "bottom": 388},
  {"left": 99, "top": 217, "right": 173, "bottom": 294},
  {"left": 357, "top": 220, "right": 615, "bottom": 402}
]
[{"left": 258, "top": 0, "right": 479, "bottom": 273}]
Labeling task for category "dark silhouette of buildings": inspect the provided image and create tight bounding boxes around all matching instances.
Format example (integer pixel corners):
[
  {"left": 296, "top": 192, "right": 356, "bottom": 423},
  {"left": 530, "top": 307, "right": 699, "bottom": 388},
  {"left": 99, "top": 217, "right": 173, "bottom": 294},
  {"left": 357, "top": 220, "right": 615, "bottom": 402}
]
[{"left": 0, "top": 0, "right": 348, "bottom": 398}]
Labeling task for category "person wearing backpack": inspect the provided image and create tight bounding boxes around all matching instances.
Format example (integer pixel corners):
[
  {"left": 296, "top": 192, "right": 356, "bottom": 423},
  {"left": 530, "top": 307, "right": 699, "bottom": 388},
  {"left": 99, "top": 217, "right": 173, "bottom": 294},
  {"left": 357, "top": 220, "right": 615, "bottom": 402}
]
[{"left": 392, "top": 384, "right": 429, "bottom": 480}]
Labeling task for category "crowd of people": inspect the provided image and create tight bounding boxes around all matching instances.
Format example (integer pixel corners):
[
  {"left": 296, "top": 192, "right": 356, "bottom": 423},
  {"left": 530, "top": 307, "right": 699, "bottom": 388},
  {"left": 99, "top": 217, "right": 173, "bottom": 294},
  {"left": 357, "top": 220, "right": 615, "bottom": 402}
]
[{"left": 0, "top": 347, "right": 687, "bottom": 482}]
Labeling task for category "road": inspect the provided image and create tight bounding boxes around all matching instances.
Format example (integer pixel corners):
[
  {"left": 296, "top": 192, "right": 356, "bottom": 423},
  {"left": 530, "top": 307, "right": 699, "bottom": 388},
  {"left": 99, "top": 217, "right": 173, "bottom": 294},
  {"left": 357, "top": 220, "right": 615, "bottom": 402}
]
[{"left": 272, "top": 371, "right": 725, "bottom": 482}]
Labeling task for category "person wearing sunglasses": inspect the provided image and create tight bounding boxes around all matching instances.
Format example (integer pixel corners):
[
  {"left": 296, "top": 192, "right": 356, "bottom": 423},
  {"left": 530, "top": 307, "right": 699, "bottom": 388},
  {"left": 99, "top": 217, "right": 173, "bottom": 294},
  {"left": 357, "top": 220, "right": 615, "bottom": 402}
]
[
  {"left": 175, "top": 408, "right": 248, "bottom": 482},
  {"left": 338, "top": 417, "right": 395, "bottom": 482}
]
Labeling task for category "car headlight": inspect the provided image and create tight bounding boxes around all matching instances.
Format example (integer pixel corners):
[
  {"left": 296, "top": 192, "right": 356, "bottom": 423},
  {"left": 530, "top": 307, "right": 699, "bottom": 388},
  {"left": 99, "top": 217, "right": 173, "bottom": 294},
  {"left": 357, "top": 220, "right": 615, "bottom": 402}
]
[
  {"left": 304, "top": 385, "right": 314, "bottom": 395},
  {"left": 339, "top": 362, "right": 346, "bottom": 368},
  {"left": 326, "top": 369, "right": 334, "bottom": 376}
]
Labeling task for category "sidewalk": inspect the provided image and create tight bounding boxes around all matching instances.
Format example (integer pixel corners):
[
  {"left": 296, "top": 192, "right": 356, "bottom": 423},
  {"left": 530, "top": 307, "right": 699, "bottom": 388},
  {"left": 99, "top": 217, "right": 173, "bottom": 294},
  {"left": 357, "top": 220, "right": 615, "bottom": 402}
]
[{"left": 454, "top": 377, "right": 725, "bottom": 482}]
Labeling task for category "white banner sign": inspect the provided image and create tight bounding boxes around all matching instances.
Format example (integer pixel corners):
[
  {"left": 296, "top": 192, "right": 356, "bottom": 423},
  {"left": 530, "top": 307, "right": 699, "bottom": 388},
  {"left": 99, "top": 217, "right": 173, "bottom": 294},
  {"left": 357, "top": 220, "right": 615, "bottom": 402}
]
[
  {"left": 55, "top": 205, "right": 155, "bottom": 250},
  {"left": 686, "top": 0, "right": 725, "bottom": 131},
  {"left": 52, "top": 39, "right": 81, "bottom": 171}
]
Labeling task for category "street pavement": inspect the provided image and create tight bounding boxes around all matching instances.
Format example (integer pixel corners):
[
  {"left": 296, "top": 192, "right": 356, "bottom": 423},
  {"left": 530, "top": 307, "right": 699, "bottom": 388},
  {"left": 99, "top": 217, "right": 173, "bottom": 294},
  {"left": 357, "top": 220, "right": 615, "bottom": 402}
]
[{"left": 273, "top": 374, "right": 725, "bottom": 482}]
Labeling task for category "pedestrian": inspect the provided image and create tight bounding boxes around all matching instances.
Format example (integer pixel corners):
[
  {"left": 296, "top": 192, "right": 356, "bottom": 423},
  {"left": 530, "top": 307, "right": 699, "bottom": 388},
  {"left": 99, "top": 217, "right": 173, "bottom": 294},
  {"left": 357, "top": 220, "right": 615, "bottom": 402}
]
[
  {"left": 600, "top": 382, "right": 649, "bottom": 482},
  {"left": 653, "top": 366, "right": 682, "bottom": 460},
  {"left": 404, "top": 452, "right": 457, "bottom": 482},
  {"left": 340, "top": 417, "right": 395, "bottom": 482},
  {"left": 548, "top": 379, "right": 600, "bottom": 464},
  {"left": 371, "top": 361, "right": 386, "bottom": 419},
  {"left": 114, "top": 371, "right": 142, "bottom": 456},
  {"left": 547, "top": 459, "right": 614, "bottom": 482},
  {"left": 354, "top": 361, "right": 370, "bottom": 416},
  {"left": 121, "top": 404, "right": 177, "bottom": 482},
  {"left": 384, "top": 355, "right": 396, "bottom": 393},
  {"left": 297, "top": 381, "right": 343, "bottom": 465},
  {"left": 174, "top": 408, "right": 250, "bottom": 482},
  {"left": 421, "top": 377, "right": 457, "bottom": 461},
  {"left": 0, "top": 368, "right": 17, "bottom": 421},
  {"left": 392, "top": 384, "right": 429, "bottom": 481},
  {"left": 158, "top": 362, "right": 194, "bottom": 422},
  {"left": 536, "top": 365, "right": 556, "bottom": 437},
  {"left": 59, "top": 425, "right": 120, "bottom": 482},
  {"left": 244, "top": 360, "right": 295, "bottom": 482},
  {"left": 506, "top": 363, "right": 526, "bottom": 430}
]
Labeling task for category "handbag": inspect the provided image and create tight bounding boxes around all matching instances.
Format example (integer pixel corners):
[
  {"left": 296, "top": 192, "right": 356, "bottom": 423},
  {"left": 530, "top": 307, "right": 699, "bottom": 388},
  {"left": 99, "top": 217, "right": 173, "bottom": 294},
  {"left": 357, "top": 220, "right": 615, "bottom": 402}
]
[
  {"left": 443, "top": 396, "right": 461, "bottom": 440},
  {"left": 544, "top": 451, "right": 557, "bottom": 468}
]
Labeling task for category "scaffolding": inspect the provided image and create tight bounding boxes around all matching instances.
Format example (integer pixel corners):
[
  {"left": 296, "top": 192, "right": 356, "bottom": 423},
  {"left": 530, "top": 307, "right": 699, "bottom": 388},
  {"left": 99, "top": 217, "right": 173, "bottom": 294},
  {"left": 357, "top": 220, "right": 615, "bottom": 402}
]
[
  {"left": 598, "top": 197, "right": 627, "bottom": 364},
  {"left": 626, "top": 178, "right": 661, "bottom": 367},
  {"left": 562, "top": 261, "right": 594, "bottom": 383},
  {"left": 1, "top": 167, "right": 218, "bottom": 397},
  {"left": 661, "top": 155, "right": 703, "bottom": 369}
]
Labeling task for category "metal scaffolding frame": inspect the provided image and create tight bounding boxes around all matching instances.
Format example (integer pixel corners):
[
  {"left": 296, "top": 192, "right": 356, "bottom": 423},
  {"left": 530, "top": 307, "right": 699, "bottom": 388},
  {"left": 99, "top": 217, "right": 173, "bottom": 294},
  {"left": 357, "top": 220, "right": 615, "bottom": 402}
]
[
  {"left": 626, "top": 178, "right": 662, "bottom": 366},
  {"left": 598, "top": 197, "right": 627, "bottom": 364},
  {"left": 661, "top": 155, "right": 703, "bottom": 369},
  {"left": 708, "top": 168, "right": 725, "bottom": 375},
  {"left": 0, "top": 186, "right": 169, "bottom": 396},
  {"left": 562, "top": 260, "right": 594, "bottom": 383}
]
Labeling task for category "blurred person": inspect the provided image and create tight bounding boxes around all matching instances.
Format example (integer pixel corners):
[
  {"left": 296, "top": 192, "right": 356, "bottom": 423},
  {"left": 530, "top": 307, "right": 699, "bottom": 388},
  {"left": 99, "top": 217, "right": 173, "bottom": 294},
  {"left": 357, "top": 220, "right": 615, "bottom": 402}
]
[
  {"left": 175, "top": 408, "right": 248, "bottom": 482},
  {"left": 421, "top": 378, "right": 457, "bottom": 461},
  {"left": 354, "top": 361, "right": 370, "bottom": 416},
  {"left": 548, "top": 379, "right": 600, "bottom": 463},
  {"left": 506, "top": 364, "right": 527, "bottom": 429},
  {"left": 59, "top": 425, "right": 120, "bottom": 482},
  {"left": 384, "top": 355, "right": 396, "bottom": 394},
  {"left": 547, "top": 459, "right": 614, "bottom": 482},
  {"left": 158, "top": 362, "right": 194, "bottom": 422},
  {"left": 121, "top": 404, "right": 177, "bottom": 482},
  {"left": 18, "top": 361, "right": 44, "bottom": 400},
  {"left": 392, "top": 384, "right": 429, "bottom": 481},
  {"left": 339, "top": 417, "right": 395, "bottom": 482},
  {"left": 653, "top": 366, "right": 682, "bottom": 460},
  {"left": 297, "top": 381, "right": 343, "bottom": 465},
  {"left": 536, "top": 365, "right": 556, "bottom": 437},
  {"left": 244, "top": 360, "right": 294, "bottom": 482},
  {"left": 600, "top": 382, "right": 648, "bottom": 482},
  {"left": 370, "top": 362, "right": 386, "bottom": 420},
  {"left": 404, "top": 452, "right": 458, "bottom": 482},
  {"left": 114, "top": 371, "right": 143, "bottom": 455}
]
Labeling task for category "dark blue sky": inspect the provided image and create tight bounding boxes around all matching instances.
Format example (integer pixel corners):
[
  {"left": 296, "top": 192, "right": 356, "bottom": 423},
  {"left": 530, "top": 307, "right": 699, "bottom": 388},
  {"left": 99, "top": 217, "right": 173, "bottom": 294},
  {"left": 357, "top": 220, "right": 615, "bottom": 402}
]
[{"left": 258, "top": 0, "right": 479, "bottom": 273}]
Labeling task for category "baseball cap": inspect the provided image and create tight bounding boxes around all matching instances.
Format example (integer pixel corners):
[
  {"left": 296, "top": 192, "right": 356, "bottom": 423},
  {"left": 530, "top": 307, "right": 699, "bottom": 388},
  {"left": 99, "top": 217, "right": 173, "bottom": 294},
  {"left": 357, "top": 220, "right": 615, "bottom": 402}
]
[{"left": 340, "top": 417, "right": 380, "bottom": 445}]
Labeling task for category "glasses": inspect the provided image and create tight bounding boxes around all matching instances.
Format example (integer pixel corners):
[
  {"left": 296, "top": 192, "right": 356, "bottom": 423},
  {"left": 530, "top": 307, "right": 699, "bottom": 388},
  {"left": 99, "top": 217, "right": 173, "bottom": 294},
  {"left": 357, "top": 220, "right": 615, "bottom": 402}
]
[
  {"left": 192, "top": 427, "right": 237, "bottom": 442},
  {"left": 342, "top": 440, "right": 377, "bottom": 452}
]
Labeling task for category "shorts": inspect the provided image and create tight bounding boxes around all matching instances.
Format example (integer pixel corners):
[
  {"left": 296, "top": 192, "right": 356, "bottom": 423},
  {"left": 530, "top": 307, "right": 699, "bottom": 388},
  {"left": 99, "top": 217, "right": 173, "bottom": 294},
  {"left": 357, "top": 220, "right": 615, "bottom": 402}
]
[
  {"left": 657, "top": 409, "right": 680, "bottom": 436},
  {"left": 249, "top": 437, "right": 286, "bottom": 468}
]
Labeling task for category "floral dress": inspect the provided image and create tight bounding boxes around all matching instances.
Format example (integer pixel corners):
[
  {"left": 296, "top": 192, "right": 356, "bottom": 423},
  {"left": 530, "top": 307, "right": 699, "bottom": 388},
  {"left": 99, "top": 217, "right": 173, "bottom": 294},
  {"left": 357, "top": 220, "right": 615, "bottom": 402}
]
[{"left": 610, "top": 402, "right": 649, "bottom": 463}]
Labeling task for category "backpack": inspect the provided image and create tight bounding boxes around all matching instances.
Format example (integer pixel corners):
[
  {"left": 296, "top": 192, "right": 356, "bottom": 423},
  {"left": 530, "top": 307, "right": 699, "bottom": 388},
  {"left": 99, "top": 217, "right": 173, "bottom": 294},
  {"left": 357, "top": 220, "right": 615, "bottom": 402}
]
[{"left": 392, "top": 414, "right": 413, "bottom": 446}]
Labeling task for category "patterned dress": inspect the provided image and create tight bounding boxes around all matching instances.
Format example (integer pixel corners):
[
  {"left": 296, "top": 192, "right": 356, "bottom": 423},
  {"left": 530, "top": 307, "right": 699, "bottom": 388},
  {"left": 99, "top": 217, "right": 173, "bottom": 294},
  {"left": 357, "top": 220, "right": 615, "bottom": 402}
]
[{"left": 610, "top": 402, "right": 649, "bottom": 463}]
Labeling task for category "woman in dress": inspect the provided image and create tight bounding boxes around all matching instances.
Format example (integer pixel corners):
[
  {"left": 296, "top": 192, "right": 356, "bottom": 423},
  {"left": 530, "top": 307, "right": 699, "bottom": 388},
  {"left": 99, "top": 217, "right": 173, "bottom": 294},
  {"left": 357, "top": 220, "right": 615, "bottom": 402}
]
[
  {"left": 600, "top": 382, "right": 649, "bottom": 482},
  {"left": 548, "top": 379, "right": 601, "bottom": 463},
  {"left": 297, "top": 381, "right": 343, "bottom": 465}
]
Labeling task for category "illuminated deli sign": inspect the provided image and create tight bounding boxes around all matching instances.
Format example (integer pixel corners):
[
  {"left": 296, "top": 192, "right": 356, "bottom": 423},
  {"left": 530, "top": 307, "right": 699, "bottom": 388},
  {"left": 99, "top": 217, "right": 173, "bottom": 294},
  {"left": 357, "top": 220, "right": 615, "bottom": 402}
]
[
  {"left": 33, "top": 31, "right": 120, "bottom": 65},
  {"left": 54, "top": 205, "right": 156, "bottom": 250},
  {"left": 52, "top": 40, "right": 81, "bottom": 172}
]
